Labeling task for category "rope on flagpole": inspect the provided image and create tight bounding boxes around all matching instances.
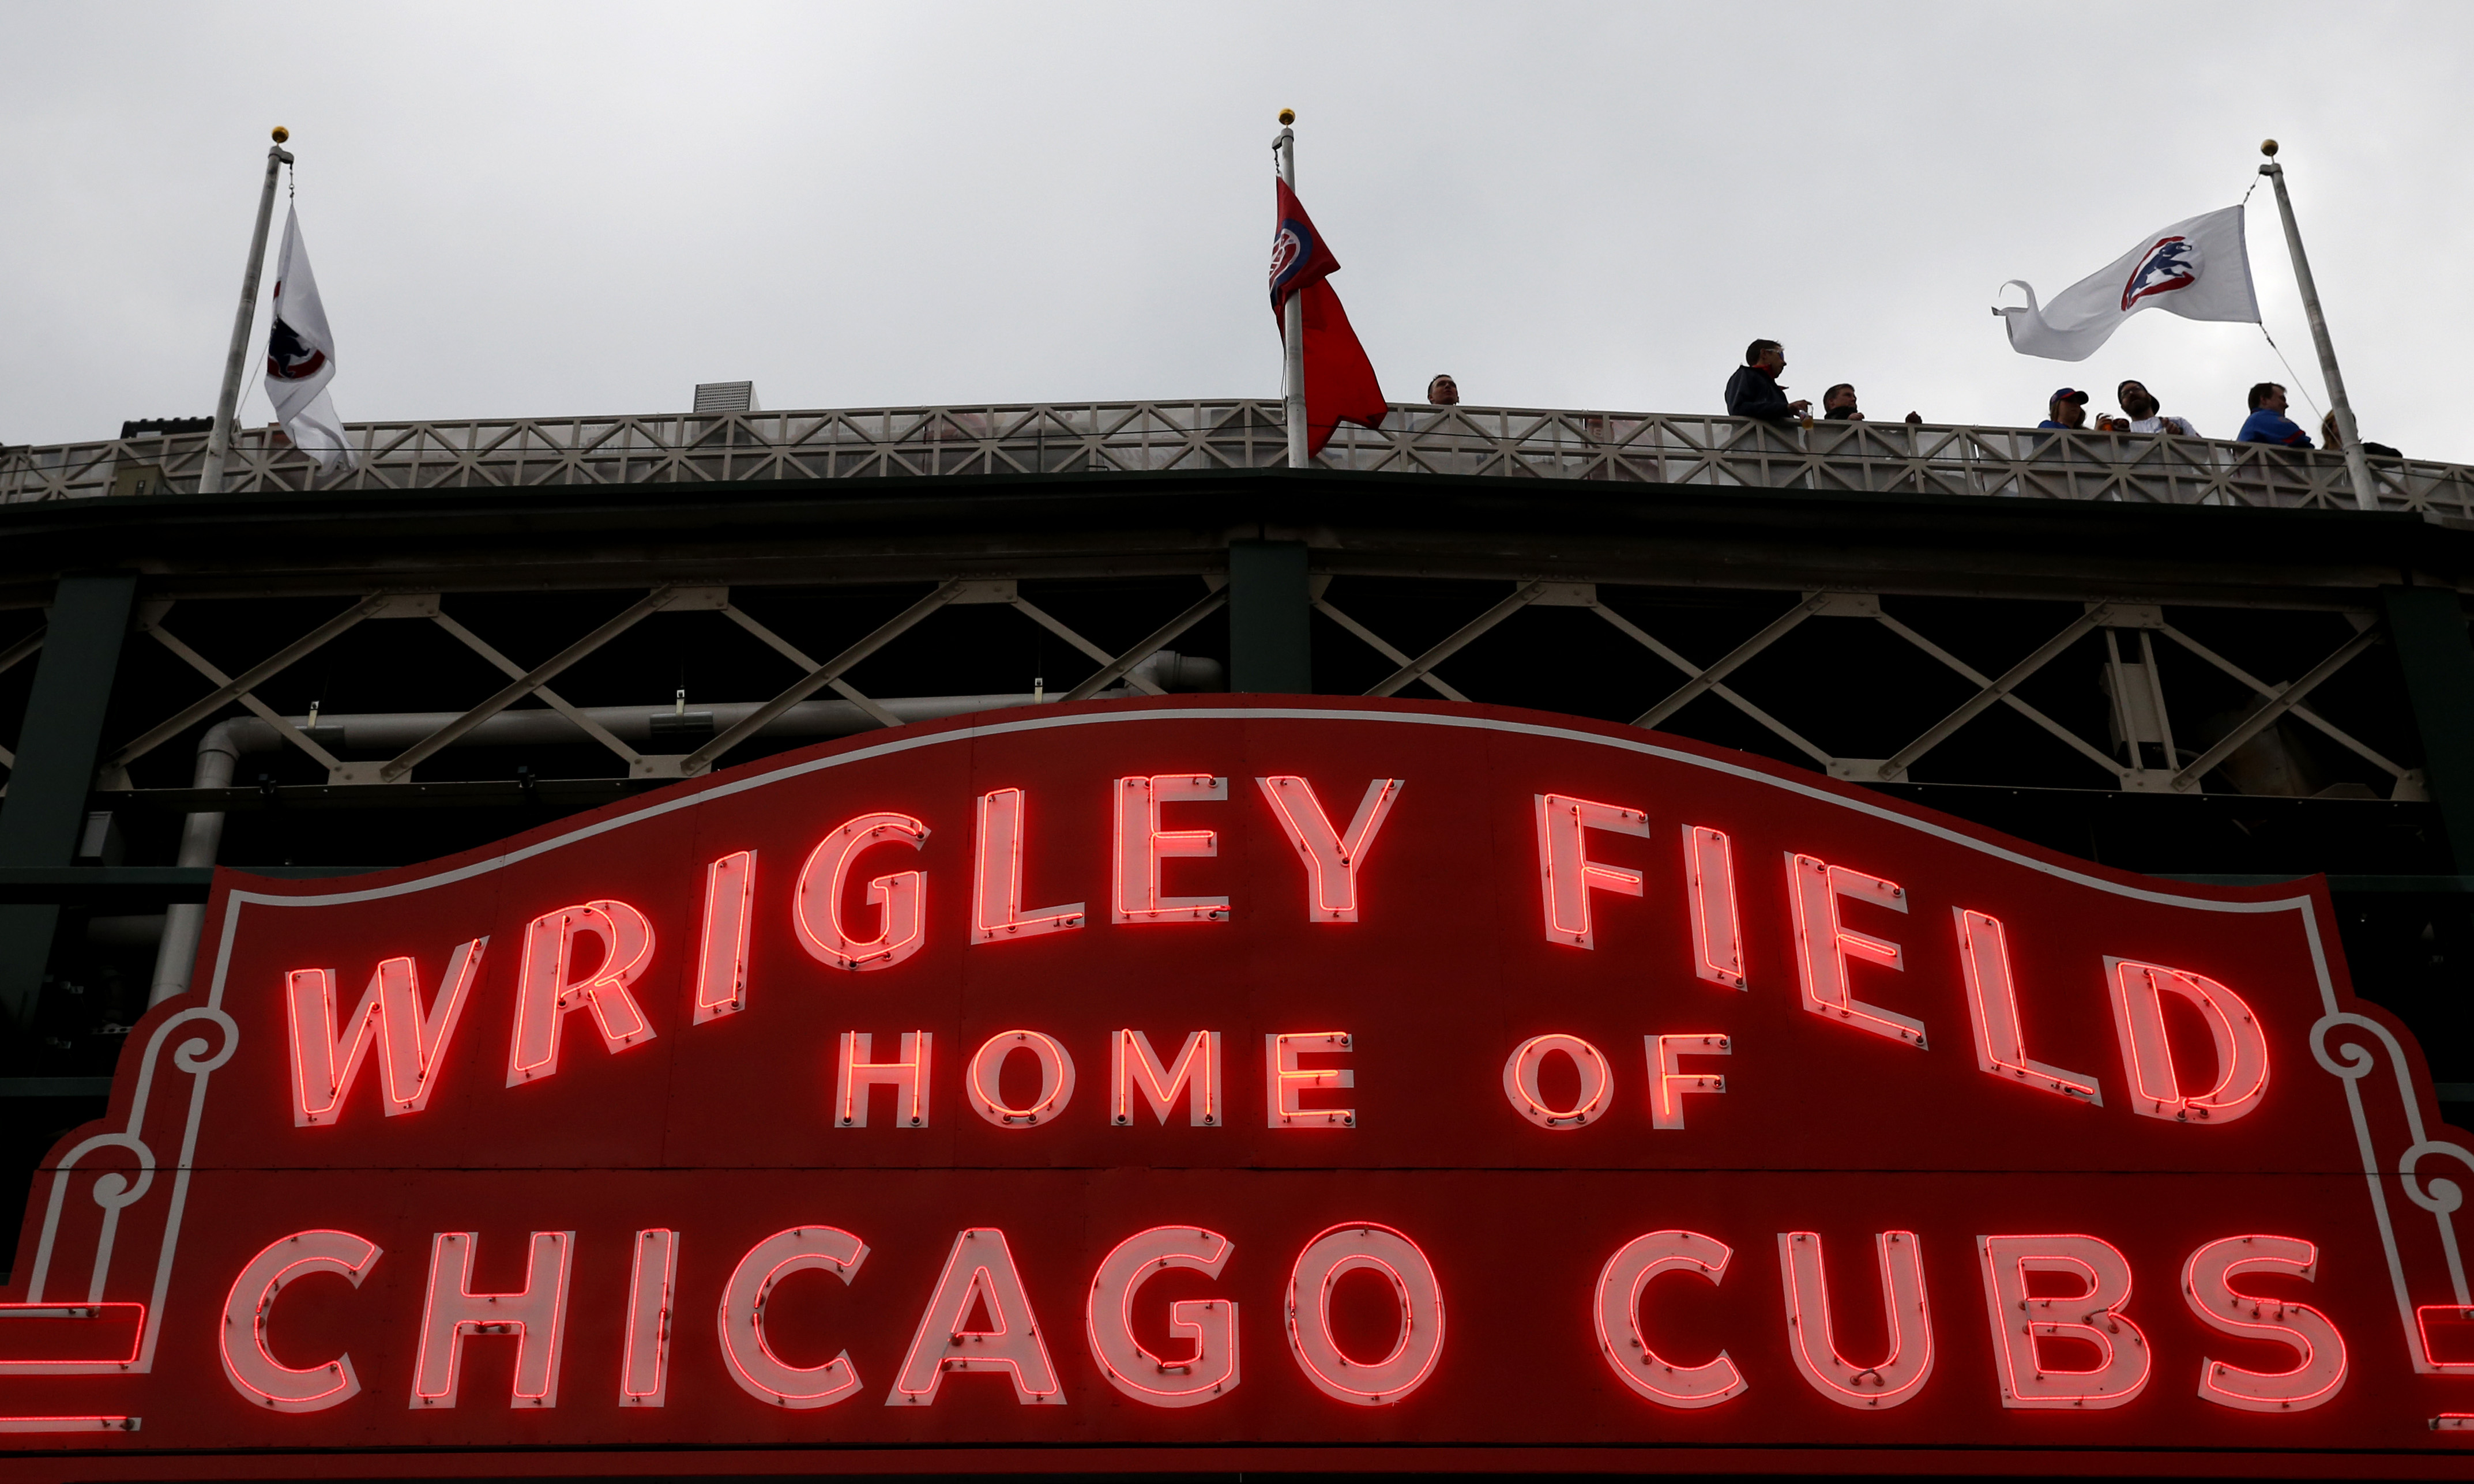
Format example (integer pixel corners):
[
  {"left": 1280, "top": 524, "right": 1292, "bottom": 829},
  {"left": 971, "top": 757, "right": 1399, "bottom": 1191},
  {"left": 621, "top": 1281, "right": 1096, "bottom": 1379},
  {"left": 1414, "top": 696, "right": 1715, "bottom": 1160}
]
[
  {"left": 2258, "top": 323, "right": 2326, "bottom": 425},
  {"left": 2237, "top": 164, "right": 2323, "bottom": 427}
]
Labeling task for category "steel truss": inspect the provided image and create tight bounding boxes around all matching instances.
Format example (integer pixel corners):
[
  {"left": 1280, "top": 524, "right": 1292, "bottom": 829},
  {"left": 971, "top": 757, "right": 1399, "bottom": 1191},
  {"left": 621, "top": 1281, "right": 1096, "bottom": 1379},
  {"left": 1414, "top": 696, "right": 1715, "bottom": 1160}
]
[
  {"left": 73, "top": 578, "right": 1228, "bottom": 790},
  {"left": 7, "top": 402, "right": 2469, "bottom": 517},
  {"left": 1313, "top": 577, "right": 2416, "bottom": 800},
  {"left": 2, "top": 562, "right": 2410, "bottom": 811}
]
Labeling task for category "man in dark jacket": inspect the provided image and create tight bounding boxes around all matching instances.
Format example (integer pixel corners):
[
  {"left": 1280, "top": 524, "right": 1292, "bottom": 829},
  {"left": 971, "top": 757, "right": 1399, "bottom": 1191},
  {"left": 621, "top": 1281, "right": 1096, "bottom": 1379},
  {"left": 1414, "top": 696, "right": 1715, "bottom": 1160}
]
[{"left": 1725, "top": 340, "right": 1808, "bottom": 422}]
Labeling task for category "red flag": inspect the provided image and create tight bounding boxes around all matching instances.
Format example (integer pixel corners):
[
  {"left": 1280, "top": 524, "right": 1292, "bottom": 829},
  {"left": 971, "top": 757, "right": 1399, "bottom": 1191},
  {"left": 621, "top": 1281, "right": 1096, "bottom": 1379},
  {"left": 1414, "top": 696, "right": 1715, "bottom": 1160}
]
[{"left": 1269, "top": 179, "right": 1387, "bottom": 456}]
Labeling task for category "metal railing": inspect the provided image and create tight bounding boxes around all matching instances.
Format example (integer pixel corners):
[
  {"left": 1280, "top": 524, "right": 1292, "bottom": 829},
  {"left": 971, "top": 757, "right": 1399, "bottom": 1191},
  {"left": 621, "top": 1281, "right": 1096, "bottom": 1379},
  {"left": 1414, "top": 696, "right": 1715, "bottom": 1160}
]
[{"left": 7, "top": 401, "right": 2468, "bottom": 517}]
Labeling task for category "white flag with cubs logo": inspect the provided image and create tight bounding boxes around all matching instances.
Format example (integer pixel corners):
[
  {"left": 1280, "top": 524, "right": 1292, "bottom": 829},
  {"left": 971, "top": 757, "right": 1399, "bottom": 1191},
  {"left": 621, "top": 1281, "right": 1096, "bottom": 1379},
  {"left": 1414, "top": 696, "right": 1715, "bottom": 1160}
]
[
  {"left": 260, "top": 206, "right": 358, "bottom": 470},
  {"left": 1994, "top": 205, "right": 2259, "bottom": 362}
]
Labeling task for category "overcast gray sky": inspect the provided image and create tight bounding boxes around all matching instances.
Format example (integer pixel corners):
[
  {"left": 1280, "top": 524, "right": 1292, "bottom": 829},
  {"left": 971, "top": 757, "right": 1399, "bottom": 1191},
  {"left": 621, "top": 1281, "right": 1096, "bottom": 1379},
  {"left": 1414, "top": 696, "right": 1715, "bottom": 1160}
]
[{"left": 3, "top": 2, "right": 2467, "bottom": 460}]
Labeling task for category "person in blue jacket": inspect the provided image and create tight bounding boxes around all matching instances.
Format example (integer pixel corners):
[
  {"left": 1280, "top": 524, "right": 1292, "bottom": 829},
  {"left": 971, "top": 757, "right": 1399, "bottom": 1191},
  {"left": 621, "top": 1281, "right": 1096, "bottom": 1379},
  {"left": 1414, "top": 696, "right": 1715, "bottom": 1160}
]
[
  {"left": 2038, "top": 387, "right": 2090, "bottom": 430},
  {"left": 2238, "top": 382, "right": 2314, "bottom": 446}
]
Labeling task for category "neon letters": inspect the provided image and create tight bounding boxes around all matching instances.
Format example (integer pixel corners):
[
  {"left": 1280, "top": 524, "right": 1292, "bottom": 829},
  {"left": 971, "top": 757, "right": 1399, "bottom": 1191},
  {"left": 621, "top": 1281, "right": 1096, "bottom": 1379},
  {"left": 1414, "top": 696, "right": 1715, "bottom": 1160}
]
[
  {"left": 1594, "top": 1230, "right": 1747, "bottom": 1408},
  {"left": 1284, "top": 1222, "right": 1445, "bottom": 1406},
  {"left": 973, "top": 789, "right": 1084, "bottom": 944},
  {"left": 1501, "top": 1033, "right": 1612, "bottom": 1129},
  {"left": 619, "top": 1228, "right": 677, "bottom": 1407},
  {"left": 1777, "top": 1230, "right": 1934, "bottom": 1408},
  {"left": 2107, "top": 958, "right": 2270, "bottom": 1124},
  {"left": 967, "top": 1030, "right": 1077, "bottom": 1127},
  {"left": 506, "top": 903, "right": 655, "bottom": 1087},
  {"left": 718, "top": 1227, "right": 870, "bottom": 1408},
  {"left": 218, "top": 1230, "right": 380, "bottom": 1412},
  {"left": 1955, "top": 909, "right": 2100, "bottom": 1103},
  {"left": 1976, "top": 1233, "right": 2150, "bottom": 1410},
  {"left": 1786, "top": 853, "right": 1925, "bottom": 1049},
  {"left": 795, "top": 813, "right": 929, "bottom": 971},
  {"left": 205, "top": 1219, "right": 2368, "bottom": 1428},
  {"left": 1534, "top": 793, "right": 1648, "bottom": 949},
  {"left": 1085, "top": 1226, "right": 1239, "bottom": 1406},
  {"left": 213, "top": 740, "right": 2411, "bottom": 1449},
  {"left": 2181, "top": 1234, "right": 2346, "bottom": 1411},
  {"left": 1648, "top": 1033, "right": 1731, "bottom": 1131},
  {"left": 286, "top": 939, "right": 484, "bottom": 1124},
  {"left": 835, "top": 1031, "right": 933, "bottom": 1128},
  {"left": 1255, "top": 775, "right": 1403, "bottom": 922},
  {"left": 1113, "top": 774, "right": 1230, "bottom": 924},
  {"left": 1111, "top": 1030, "right": 1221, "bottom": 1127},
  {"left": 1685, "top": 825, "right": 1747, "bottom": 989},
  {"left": 1265, "top": 1031, "right": 1355, "bottom": 1128},
  {"left": 411, "top": 1230, "right": 574, "bottom": 1408},
  {"left": 890, "top": 1228, "right": 1065, "bottom": 1406},
  {"left": 693, "top": 852, "right": 754, "bottom": 1024}
]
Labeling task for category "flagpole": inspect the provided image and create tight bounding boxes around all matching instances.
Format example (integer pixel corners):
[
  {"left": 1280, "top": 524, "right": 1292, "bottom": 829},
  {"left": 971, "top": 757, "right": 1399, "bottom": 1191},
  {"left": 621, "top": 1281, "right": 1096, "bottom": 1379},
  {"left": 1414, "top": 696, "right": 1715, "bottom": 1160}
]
[
  {"left": 198, "top": 127, "right": 295, "bottom": 496},
  {"left": 1275, "top": 109, "right": 1306, "bottom": 470},
  {"left": 2257, "top": 140, "right": 2376, "bottom": 513}
]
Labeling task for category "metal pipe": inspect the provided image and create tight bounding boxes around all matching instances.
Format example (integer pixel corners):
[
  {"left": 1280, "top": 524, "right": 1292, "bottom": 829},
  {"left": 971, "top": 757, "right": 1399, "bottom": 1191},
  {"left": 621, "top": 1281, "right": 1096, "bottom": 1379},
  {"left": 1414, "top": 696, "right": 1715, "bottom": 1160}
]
[
  {"left": 198, "top": 132, "right": 294, "bottom": 497},
  {"left": 1276, "top": 116, "right": 1306, "bottom": 470},
  {"left": 140, "top": 656, "right": 1219, "bottom": 1005},
  {"left": 148, "top": 721, "right": 240, "bottom": 1003},
  {"left": 2258, "top": 146, "right": 2376, "bottom": 512}
]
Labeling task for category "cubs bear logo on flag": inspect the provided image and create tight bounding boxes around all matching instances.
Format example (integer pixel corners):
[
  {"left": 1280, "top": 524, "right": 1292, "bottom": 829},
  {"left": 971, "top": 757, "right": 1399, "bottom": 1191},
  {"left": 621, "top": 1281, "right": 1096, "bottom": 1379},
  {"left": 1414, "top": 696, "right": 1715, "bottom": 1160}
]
[
  {"left": 265, "top": 316, "right": 328, "bottom": 383},
  {"left": 2120, "top": 235, "right": 2202, "bottom": 311},
  {"left": 1268, "top": 179, "right": 1384, "bottom": 455},
  {"left": 1268, "top": 182, "right": 1341, "bottom": 311},
  {"left": 258, "top": 206, "right": 358, "bottom": 471}
]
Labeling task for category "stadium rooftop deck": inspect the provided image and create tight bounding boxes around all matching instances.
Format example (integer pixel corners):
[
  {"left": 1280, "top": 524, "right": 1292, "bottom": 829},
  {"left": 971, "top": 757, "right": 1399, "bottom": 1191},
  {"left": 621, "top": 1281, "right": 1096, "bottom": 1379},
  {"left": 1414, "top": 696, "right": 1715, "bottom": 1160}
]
[{"left": 6, "top": 400, "right": 2472, "bottom": 518}]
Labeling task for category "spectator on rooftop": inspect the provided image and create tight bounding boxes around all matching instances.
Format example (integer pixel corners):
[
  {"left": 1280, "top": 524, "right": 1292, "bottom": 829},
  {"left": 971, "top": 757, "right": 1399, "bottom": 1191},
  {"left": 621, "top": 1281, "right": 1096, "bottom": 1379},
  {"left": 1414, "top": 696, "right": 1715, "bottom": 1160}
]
[
  {"left": 2117, "top": 380, "right": 2197, "bottom": 437},
  {"left": 2038, "top": 388, "right": 2090, "bottom": 430},
  {"left": 2321, "top": 411, "right": 2402, "bottom": 458},
  {"left": 1822, "top": 384, "right": 1863, "bottom": 421},
  {"left": 2238, "top": 383, "right": 2313, "bottom": 447},
  {"left": 1726, "top": 340, "right": 1808, "bottom": 423},
  {"left": 1426, "top": 374, "right": 1460, "bottom": 406}
]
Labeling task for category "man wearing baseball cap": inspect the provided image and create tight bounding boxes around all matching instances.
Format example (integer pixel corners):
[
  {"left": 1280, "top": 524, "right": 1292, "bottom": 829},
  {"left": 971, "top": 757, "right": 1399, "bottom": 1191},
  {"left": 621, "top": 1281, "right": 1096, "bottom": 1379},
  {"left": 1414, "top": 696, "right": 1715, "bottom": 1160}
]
[{"left": 2037, "top": 388, "right": 2090, "bottom": 430}]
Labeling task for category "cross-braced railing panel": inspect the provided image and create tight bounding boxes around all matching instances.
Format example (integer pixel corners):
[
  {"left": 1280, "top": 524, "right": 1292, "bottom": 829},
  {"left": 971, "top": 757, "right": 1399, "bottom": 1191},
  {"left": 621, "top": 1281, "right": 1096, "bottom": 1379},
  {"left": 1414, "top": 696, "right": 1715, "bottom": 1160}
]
[
  {"left": 56, "top": 575, "right": 1231, "bottom": 796},
  {"left": 8, "top": 401, "right": 2466, "bottom": 516},
  {"left": 1307, "top": 573, "right": 2421, "bottom": 801}
]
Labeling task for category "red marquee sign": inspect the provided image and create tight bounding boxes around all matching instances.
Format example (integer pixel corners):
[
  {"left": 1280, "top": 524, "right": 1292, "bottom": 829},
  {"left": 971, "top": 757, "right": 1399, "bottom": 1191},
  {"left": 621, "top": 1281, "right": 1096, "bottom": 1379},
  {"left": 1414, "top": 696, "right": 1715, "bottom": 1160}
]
[{"left": 6, "top": 697, "right": 2473, "bottom": 1477}]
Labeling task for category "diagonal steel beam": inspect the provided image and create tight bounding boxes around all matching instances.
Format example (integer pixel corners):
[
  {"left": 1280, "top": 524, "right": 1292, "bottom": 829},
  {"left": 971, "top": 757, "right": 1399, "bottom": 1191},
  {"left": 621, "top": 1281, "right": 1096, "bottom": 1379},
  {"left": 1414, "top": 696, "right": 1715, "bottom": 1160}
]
[
  {"left": 430, "top": 613, "right": 642, "bottom": 766},
  {"left": 719, "top": 605, "right": 903, "bottom": 729},
  {"left": 1368, "top": 581, "right": 1548, "bottom": 699},
  {"left": 1589, "top": 602, "right": 1833, "bottom": 764},
  {"left": 1873, "top": 609, "right": 2120, "bottom": 780},
  {"left": 0, "top": 626, "right": 40, "bottom": 764},
  {"left": 132, "top": 626, "right": 348, "bottom": 774},
  {"left": 382, "top": 589, "right": 678, "bottom": 781},
  {"left": 2170, "top": 627, "right": 2383, "bottom": 792},
  {"left": 2156, "top": 622, "right": 2407, "bottom": 779},
  {"left": 1011, "top": 596, "right": 1166, "bottom": 696},
  {"left": 681, "top": 581, "right": 968, "bottom": 775},
  {"left": 1062, "top": 586, "right": 1230, "bottom": 702},
  {"left": 104, "top": 597, "right": 383, "bottom": 773},
  {"left": 1313, "top": 598, "right": 1471, "bottom": 703},
  {"left": 1633, "top": 594, "right": 1827, "bottom": 729},
  {"left": 0, "top": 627, "right": 43, "bottom": 680}
]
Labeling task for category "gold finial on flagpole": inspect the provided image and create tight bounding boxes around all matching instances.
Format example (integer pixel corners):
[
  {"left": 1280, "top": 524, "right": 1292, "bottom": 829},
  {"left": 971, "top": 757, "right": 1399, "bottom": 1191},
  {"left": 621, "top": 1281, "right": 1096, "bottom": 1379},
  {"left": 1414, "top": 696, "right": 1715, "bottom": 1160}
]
[
  {"left": 1278, "top": 108, "right": 1295, "bottom": 125},
  {"left": 2259, "top": 138, "right": 2278, "bottom": 157},
  {"left": 272, "top": 125, "right": 290, "bottom": 144}
]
